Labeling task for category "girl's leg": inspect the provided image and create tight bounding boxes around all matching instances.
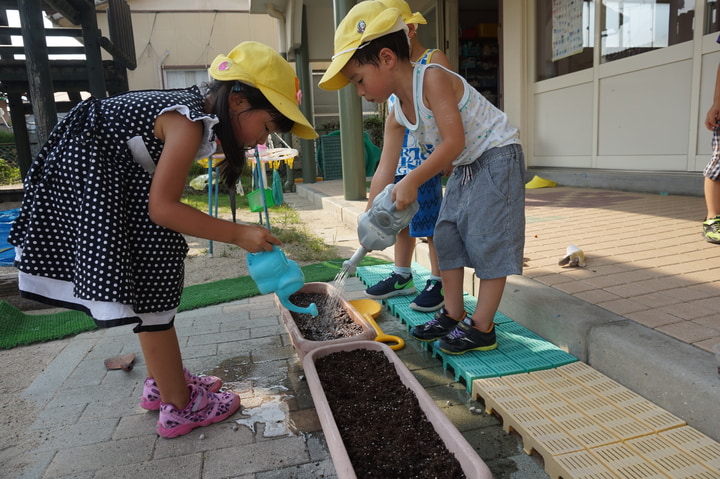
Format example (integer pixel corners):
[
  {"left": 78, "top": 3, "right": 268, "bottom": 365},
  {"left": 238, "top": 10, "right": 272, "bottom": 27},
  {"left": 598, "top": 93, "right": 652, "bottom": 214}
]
[
  {"left": 470, "top": 277, "right": 507, "bottom": 331},
  {"left": 138, "top": 327, "right": 189, "bottom": 410}
]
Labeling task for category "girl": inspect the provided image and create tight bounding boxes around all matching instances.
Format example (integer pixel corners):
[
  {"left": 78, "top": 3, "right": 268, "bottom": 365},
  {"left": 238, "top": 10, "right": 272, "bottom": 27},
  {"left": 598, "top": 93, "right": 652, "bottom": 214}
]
[{"left": 9, "top": 41, "right": 317, "bottom": 438}]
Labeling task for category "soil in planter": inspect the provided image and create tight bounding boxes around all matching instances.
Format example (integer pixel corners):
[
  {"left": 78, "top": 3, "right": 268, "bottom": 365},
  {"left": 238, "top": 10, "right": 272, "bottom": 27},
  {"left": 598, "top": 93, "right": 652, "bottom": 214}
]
[
  {"left": 289, "top": 292, "right": 364, "bottom": 341},
  {"left": 316, "top": 349, "right": 466, "bottom": 479}
]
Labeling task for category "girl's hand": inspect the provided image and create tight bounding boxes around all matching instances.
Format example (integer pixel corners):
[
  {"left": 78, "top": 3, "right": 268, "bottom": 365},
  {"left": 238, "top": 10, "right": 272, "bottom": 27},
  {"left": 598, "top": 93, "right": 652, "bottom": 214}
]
[{"left": 235, "top": 224, "right": 282, "bottom": 253}]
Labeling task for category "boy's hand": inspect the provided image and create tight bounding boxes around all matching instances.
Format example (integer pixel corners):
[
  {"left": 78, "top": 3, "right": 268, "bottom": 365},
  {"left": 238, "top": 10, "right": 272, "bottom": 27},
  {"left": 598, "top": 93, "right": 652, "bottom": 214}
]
[
  {"left": 391, "top": 179, "right": 418, "bottom": 211},
  {"left": 706, "top": 104, "right": 720, "bottom": 130}
]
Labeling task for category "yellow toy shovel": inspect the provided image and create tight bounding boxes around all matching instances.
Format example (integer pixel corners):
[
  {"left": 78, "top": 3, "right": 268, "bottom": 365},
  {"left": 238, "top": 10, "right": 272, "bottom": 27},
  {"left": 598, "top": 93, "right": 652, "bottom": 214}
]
[{"left": 349, "top": 299, "right": 405, "bottom": 350}]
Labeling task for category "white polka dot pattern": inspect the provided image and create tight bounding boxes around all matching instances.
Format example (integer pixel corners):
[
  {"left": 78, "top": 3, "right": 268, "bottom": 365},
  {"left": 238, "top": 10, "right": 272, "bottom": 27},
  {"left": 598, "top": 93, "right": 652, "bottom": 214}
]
[{"left": 9, "top": 87, "right": 216, "bottom": 322}]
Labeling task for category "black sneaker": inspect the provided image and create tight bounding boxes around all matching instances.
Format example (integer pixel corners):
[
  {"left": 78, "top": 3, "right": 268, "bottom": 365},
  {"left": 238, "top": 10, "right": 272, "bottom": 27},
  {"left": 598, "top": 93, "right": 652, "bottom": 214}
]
[
  {"left": 412, "top": 308, "right": 463, "bottom": 342},
  {"left": 703, "top": 216, "right": 720, "bottom": 244},
  {"left": 366, "top": 272, "right": 416, "bottom": 299},
  {"left": 438, "top": 320, "right": 497, "bottom": 355},
  {"left": 410, "top": 279, "right": 445, "bottom": 312}
]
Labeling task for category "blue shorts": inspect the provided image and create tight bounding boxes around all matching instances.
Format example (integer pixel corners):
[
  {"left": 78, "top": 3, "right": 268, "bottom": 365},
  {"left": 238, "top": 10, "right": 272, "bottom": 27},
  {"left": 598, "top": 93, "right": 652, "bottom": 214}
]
[
  {"left": 394, "top": 173, "right": 443, "bottom": 237},
  {"left": 434, "top": 144, "right": 525, "bottom": 279},
  {"left": 706, "top": 127, "right": 720, "bottom": 181}
]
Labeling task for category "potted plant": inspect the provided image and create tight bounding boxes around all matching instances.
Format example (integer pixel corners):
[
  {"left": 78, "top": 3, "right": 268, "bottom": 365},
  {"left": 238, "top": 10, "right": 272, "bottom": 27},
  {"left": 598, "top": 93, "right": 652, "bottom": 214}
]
[
  {"left": 302, "top": 340, "right": 493, "bottom": 479},
  {"left": 274, "top": 282, "right": 376, "bottom": 360}
]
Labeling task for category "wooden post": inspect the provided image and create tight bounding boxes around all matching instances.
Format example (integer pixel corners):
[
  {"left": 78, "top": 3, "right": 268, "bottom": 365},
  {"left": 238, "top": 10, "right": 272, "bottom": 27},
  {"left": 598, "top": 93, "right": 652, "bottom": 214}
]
[{"left": 17, "top": 0, "right": 57, "bottom": 146}]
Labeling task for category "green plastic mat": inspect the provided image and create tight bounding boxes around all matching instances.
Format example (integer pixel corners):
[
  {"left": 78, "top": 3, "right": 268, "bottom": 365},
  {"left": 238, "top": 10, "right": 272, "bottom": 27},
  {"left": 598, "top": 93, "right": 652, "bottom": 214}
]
[
  {"left": 356, "top": 262, "right": 578, "bottom": 392},
  {"left": 0, "top": 301, "right": 96, "bottom": 350},
  {"left": 0, "top": 256, "right": 390, "bottom": 350}
]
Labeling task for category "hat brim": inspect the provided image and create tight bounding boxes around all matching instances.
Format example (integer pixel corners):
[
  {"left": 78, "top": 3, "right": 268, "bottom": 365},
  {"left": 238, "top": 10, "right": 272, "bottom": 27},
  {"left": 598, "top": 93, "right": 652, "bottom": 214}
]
[
  {"left": 405, "top": 12, "right": 427, "bottom": 24},
  {"left": 318, "top": 51, "right": 353, "bottom": 91},
  {"left": 261, "top": 88, "right": 317, "bottom": 140}
]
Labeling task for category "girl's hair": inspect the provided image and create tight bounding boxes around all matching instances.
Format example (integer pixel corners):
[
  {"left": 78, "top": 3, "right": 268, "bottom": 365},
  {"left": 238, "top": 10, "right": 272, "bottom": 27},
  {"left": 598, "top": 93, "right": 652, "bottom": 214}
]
[
  {"left": 204, "top": 80, "right": 294, "bottom": 189},
  {"left": 351, "top": 29, "right": 410, "bottom": 66}
]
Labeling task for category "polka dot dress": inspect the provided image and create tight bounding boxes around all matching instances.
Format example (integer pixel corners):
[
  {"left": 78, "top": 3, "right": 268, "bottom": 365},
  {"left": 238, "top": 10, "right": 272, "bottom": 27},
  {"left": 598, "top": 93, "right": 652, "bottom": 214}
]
[{"left": 9, "top": 87, "right": 219, "bottom": 329}]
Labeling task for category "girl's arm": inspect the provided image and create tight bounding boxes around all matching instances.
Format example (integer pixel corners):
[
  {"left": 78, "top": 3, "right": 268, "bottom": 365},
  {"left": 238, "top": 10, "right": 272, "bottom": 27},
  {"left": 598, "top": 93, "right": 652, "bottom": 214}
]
[
  {"left": 366, "top": 113, "right": 405, "bottom": 210},
  {"left": 149, "top": 111, "right": 280, "bottom": 253},
  {"left": 396, "top": 68, "right": 464, "bottom": 206}
]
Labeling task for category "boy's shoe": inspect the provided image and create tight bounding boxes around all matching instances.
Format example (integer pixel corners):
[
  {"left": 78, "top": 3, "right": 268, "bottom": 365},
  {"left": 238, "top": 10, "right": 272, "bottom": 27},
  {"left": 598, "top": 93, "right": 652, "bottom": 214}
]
[
  {"left": 141, "top": 368, "right": 223, "bottom": 411},
  {"left": 156, "top": 384, "right": 240, "bottom": 438},
  {"left": 410, "top": 279, "right": 444, "bottom": 312},
  {"left": 365, "top": 272, "right": 416, "bottom": 299},
  {"left": 412, "top": 308, "right": 464, "bottom": 342},
  {"left": 703, "top": 216, "right": 720, "bottom": 244},
  {"left": 438, "top": 320, "right": 497, "bottom": 355}
]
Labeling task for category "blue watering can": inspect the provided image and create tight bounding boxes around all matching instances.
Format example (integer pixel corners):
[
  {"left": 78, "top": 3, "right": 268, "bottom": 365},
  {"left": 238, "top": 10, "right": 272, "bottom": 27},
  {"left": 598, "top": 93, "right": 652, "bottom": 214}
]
[{"left": 247, "top": 246, "right": 318, "bottom": 316}]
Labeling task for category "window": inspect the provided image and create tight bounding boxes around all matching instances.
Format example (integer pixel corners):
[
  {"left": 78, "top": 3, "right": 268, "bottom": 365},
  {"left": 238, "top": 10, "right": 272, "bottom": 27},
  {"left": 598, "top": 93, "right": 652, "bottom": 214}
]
[
  {"left": 706, "top": 0, "right": 720, "bottom": 34},
  {"left": 601, "top": 1, "right": 695, "bottom": 63},
  {"left": 164, "top": 69, "right": 209, "bottom": 89},
  {"left": 536, "top": 0, "right": 595, "bottom": 81}
]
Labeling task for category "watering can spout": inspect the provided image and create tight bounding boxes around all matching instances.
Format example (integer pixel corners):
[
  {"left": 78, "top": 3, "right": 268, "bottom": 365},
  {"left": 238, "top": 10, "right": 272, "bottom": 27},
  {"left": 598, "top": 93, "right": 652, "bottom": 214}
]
[
  {"left": 278, "top": 295, "right": 319, "bottom": 316},
  {"left": 342, "top": 246, "right": 369, "bottom": 275}
]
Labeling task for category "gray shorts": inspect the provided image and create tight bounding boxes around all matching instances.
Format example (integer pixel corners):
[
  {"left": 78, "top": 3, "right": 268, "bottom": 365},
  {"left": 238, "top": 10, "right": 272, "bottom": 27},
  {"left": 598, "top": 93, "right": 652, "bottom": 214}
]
[
  {"left": 434, "top": 144, "right": 525, "bottom": 279},
  {"left": 706, "top": 126, "right": 720, "bottom": 181}
]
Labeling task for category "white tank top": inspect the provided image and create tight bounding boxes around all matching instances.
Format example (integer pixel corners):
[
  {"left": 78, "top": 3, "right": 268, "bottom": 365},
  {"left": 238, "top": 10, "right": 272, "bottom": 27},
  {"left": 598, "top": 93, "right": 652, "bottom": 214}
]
[{"left": 393, "top": 63, "right": 519, "bottom": 166}]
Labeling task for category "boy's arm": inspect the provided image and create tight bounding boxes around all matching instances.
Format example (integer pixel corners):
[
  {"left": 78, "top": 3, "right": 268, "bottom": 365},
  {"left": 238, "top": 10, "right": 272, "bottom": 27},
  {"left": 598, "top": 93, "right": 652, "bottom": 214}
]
[
  {"left": 366, "top": 113, "right": 405, "bottom": 210},
  {"left": 706, "top": 63, "right": 720, "bottom": 130},
  {"left": 397, "top": 68, "right": 464, "bottom": 206}
]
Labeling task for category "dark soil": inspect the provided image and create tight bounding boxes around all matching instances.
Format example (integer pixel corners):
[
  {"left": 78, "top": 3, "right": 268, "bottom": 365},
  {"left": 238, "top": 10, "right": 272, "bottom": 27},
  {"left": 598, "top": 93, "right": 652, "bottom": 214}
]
[
  {"left": 289, "top": 292, "right": 364, "bottom": 341},
  {"left": 316, "top": 349, "right": 466, "bottom": 479}
]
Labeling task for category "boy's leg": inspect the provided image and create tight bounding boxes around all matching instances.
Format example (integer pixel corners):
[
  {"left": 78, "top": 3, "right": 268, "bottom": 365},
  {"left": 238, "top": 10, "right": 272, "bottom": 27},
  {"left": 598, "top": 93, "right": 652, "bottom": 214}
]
[
  {"left": 394, "top": 227, "right": 415, "bottom": 267},
  {"left": 703, "top": 128, "right": 720, "bottom": 243},
  {"left": 427, "top": 236, "right": 441, "bottom": 277},
  {"left": 470, "top": 276, "right": 506, "bottom": 331},
  {"left": 408, "top": 174, "right": 445, "bottom": 311},
  {"left": 365, "top": 228, "right": 417, "bottom": 299},
  {"left": 439, "top": 267, "right": 464, "bottom": 319},
  {"left": 437, "top": 277, "right": 504, "bottom": 355},
  {"left": 703, "top": 177, "right": 720, "bottom": 243},
  {"left": 411, "top": 267, "right": 463, "bottom": 341}
]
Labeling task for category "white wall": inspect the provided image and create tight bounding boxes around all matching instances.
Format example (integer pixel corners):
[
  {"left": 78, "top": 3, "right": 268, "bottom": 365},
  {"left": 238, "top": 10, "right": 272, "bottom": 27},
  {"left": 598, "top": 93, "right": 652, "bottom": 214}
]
[{"left": 97, "top": 8, "right": 279, "bottom": 91}]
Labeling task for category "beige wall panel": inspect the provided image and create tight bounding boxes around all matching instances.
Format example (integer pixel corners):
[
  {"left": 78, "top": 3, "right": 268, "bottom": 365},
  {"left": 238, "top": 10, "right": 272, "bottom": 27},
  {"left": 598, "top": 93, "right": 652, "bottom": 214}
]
[
  {"left": 306, "top": 5, "right": 335, "bottom": 62},
  {"left": 598, "top": 60, "right": 692, "bottom": 160},
  {"left": 121, "top": 12, "right": 278, "bottom": 90},
  {"left": 533, "top": 82, "right": 593, "bottom": 161}
]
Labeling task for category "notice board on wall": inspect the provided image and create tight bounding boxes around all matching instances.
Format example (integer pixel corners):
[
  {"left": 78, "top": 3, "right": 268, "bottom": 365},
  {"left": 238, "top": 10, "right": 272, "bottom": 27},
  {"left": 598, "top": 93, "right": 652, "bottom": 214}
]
[{"left": 552, "top": 0, "right": 584, "bottom": 61}]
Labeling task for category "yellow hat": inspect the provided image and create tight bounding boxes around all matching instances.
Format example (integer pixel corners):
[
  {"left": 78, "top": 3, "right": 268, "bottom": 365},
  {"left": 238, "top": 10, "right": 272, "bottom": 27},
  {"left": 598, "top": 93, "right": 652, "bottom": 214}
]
[
  {"left": 210, "top": 41, "right": 318, "bottom": 139},
  {"left": 319, "top": 2, "right": 407, "bottom": 91},
  {"left": 376, "top": 0, "right": 426, "bottom": 25}
]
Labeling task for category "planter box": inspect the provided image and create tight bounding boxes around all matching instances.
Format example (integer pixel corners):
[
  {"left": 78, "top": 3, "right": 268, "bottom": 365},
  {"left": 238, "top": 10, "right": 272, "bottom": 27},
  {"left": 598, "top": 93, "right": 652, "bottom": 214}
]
[
  {"left": 303, "top": 341, "right": 492, "bottom": 479},
  {"left": 274, "top": 282, "right": 376, "bottom": 361}
]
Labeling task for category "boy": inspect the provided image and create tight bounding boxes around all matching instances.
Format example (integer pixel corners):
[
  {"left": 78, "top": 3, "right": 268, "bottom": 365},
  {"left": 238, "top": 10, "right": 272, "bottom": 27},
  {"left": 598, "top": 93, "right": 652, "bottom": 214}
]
[
  {"left": 319, "top": 1, "right": 525, "bottom": 354},
  {"left": 364, "top": 0, "right": 452, "bottom": 312}
]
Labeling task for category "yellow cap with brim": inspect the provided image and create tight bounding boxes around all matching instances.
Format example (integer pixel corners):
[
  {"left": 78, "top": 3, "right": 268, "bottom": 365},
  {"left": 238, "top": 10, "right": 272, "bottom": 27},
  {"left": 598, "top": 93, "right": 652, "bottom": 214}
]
[
  {"left": 210, "top": 41, "right": 318, "bottom": 139},
  {"left": 377, "top": 0, "right": 427, "bottom": 25},
  {"left": 319, "top": 2, "right": 407, "bottom": 91}
]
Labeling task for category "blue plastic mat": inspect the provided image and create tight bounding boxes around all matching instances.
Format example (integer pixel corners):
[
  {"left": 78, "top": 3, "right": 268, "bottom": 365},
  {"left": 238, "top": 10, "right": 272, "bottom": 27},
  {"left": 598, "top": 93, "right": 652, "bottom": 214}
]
[
  {"left": 356, "top": 262, "right": 578, "bottom": 392},
  {"left": 0, "top": 208, "right": 18, "bottom": 266}
]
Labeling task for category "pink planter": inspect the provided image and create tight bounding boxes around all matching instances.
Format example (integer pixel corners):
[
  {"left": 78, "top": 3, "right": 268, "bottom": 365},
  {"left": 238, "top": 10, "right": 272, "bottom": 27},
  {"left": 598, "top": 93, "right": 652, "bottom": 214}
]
[
  {"left": 302, "top": 341, "right": 493, "bottom": 479},
  {"left": 274, "top": 282, "right": 376, "bottom": 361}
]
